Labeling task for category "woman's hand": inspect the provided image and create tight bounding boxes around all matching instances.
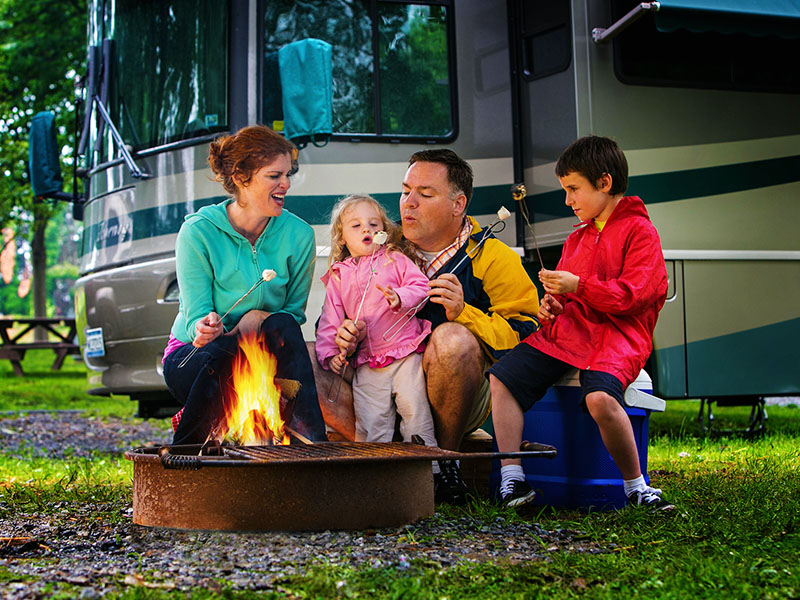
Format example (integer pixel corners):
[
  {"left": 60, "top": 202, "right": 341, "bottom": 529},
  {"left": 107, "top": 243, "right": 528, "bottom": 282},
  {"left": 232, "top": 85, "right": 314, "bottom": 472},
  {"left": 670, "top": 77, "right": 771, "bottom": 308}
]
[
  {"left": 539, "top": 269, "right": 580, "bottom": 295},
  {"left": 193, "top": 312, "right": 224, "bottom": 348},
  {"left": 376, "top": 283, "right": 401, "bottom": 309},
  {"left": 335, "top": 318, "right": 366, "bottom": 356},
  {"left": 225, "top": 309, "right": 271, "bottom": 338},
  {"left": 538, "top": 293, "right": 564, "bottom": 323}
]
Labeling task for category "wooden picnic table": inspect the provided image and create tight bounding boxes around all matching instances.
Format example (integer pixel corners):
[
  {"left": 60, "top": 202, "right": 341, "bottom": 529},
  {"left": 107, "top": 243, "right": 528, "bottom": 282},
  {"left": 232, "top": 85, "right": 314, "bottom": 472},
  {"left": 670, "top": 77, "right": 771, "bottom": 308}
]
[{"left": 0, "top": 317, "right": 80, "bottom": 376}]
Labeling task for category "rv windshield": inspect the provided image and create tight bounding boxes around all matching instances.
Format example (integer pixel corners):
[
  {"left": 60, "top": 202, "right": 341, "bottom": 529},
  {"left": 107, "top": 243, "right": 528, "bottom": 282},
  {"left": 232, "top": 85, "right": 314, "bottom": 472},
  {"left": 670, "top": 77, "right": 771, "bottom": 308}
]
[
  {"left": 102, "top": 0, "right": 229, "bottom": 153},
  {"left": 263, "top": 0, "right": 454, "bottom": 140}
]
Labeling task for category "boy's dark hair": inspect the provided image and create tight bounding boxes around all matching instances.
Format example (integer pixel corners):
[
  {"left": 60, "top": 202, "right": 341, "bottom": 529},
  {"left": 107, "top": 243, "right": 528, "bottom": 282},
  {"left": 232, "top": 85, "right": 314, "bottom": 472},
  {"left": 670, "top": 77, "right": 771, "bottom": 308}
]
[
  {"left": 555, "top": 136, "right": 628, "bottom": 195},
  {"left": 409, "top": 149, "right": 474, "bottom": 205}
]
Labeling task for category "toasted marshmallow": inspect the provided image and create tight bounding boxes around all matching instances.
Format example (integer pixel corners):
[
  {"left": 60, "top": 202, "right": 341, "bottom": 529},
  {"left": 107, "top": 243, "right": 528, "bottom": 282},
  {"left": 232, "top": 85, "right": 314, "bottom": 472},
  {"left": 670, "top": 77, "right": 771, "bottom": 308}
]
[
  {"left": 262, "top": 269, "right": 277, "bottom": 282},
  {"left": 373, "top": 231, "right": 388, "bottom": 245}
]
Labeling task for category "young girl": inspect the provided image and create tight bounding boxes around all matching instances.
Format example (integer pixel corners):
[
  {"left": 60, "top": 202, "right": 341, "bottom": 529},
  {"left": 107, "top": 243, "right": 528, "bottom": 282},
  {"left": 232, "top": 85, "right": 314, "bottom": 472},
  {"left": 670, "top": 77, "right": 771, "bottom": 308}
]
[{"left": 316, "top": 195, "right": 437, "bottom": 446}]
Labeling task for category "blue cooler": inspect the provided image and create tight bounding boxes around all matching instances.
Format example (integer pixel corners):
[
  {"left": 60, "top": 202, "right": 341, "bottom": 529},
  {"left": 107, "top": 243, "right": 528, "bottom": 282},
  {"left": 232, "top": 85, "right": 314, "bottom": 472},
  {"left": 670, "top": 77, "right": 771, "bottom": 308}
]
[{"left": 489, "top": 370, "right": 665, "bottom": 509}]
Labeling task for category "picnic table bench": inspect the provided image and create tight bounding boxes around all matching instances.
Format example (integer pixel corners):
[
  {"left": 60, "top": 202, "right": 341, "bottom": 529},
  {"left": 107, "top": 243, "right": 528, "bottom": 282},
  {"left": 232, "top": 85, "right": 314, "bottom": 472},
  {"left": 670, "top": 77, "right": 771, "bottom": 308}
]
[{"left": 0, "top": 317, "right": 80, "bottom": 376}]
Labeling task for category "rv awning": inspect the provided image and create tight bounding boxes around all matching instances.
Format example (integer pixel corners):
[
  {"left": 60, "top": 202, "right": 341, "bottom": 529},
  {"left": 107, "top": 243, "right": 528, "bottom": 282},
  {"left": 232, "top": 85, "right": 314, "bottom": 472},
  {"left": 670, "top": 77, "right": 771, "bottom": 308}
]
[{"left": 654, "top": 0, "right": 800, "bottom": 38}]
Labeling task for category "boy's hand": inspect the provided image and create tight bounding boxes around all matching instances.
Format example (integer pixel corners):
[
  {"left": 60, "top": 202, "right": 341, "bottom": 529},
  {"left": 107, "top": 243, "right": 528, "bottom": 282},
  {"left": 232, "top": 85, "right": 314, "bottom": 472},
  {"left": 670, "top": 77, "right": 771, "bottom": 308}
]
[
  {"left": 539, "top": 269, "right": 580, "bottom": 295},
  {"left": 376, "top": 283, "right": 401, "bottom": 309},
  {"left": 538, "top": 293, "right": 563, "bottom": 323}
]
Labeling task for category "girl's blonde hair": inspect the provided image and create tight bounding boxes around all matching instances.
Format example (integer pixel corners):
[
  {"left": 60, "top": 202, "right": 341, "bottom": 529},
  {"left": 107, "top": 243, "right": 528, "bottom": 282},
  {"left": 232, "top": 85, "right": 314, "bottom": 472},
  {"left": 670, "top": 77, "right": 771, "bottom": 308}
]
[{"left": 328, "top": 195, "right": 417, "bottom": 268}]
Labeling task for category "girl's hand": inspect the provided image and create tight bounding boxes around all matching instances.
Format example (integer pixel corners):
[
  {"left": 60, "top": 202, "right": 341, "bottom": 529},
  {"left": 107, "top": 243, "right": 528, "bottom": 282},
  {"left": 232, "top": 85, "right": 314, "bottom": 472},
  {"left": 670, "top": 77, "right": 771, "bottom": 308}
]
[
  {"left": 539, "top": 269, "right": 580, "bottom": 295},
  {"left": 193, "top": 312, "right": 224, "bottom": 348},
  {"left": 225, "top": 309, "right": 270, "bottom": 338},
  {"left": 538, "top": 293, "right": 564, "bottom": 323},
  {"left": 376, "top": 283, "right": 401, "bottom": 309},
  {"left": 335, "top": 318, "right": 366, "bottom": 355},
  {"left": 329, "top": 352, "right": 347, "bottom": 374}
]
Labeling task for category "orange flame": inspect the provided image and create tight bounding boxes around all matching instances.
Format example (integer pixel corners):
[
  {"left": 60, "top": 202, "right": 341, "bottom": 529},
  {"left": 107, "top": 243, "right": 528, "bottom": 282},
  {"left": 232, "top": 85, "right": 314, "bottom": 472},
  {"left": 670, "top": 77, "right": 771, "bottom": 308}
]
[{"left": 221, "top": 332, "right": 289, "bottom": 445}]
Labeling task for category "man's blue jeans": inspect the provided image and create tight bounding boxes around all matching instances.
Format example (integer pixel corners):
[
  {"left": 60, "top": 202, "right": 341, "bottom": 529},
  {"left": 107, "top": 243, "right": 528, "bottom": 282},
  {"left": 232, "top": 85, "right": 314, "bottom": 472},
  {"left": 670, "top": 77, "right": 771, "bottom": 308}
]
[{"left": 164, "top": 312, "right": 327, "bottom": 444}]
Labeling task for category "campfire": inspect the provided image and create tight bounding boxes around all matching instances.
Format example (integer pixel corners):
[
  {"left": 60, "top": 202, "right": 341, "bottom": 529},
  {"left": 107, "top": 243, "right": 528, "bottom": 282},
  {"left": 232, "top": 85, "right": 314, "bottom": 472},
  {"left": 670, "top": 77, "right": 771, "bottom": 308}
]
[
  {"left": 126, "top": 332, "right": 558, "bottom": 531},
  {"left": 217, "top": 332, "right": 294, "bottom": 446}
]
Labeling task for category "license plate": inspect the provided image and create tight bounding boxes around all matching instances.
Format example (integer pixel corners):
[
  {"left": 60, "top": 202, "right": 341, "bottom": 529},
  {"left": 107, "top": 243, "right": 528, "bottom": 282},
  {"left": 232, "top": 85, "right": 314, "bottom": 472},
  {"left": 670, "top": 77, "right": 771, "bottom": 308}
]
[{"left": 85, "top": 327, "right": 105, "bottom": 358}]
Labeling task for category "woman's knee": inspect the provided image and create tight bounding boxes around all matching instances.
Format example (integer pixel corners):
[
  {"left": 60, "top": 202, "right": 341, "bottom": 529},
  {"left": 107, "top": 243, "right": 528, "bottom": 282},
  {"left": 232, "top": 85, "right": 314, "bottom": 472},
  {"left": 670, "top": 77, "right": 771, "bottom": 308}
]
[{"left": 262, "top": 311, "right": 295, "bottom": 332}]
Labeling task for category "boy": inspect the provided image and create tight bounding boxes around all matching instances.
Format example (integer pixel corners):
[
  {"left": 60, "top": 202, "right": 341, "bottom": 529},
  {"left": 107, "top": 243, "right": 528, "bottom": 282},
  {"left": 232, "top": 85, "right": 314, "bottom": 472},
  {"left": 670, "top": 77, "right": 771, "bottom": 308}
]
[{"left": 488, "top": 136, "right": 673, "bottom": 510}]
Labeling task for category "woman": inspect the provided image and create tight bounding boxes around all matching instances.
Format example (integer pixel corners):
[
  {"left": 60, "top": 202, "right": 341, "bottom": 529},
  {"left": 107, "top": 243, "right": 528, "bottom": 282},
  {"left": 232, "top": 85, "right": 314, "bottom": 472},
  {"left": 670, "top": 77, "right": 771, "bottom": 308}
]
[{"left": 162, "top": 124, "right": 327, "bottom": 444}]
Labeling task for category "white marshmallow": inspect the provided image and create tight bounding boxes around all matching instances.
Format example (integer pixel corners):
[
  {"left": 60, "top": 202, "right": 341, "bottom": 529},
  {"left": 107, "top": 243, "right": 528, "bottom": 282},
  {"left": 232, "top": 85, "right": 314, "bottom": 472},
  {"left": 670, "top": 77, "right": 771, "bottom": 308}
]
[
  {"left": 373, "top": 231, "right": 388, "bottom": 245},
  {"left": 262, "top": 269, "right": 277, "bottom": 282}
]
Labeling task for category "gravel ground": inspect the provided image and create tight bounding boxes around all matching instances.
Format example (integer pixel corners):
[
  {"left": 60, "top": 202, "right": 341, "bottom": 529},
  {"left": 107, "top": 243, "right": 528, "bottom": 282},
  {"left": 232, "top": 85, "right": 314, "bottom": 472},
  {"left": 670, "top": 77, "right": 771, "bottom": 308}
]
[{"left": 0, "top": 411, "right": 603, "bottom": 598}]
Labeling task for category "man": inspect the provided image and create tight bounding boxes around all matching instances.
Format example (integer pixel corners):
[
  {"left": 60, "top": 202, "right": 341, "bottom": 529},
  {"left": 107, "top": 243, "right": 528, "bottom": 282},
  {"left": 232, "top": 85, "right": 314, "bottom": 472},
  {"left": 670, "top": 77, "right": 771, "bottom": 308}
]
[{"left": 312, "top": 149, "right": 540, "bottom": 504}]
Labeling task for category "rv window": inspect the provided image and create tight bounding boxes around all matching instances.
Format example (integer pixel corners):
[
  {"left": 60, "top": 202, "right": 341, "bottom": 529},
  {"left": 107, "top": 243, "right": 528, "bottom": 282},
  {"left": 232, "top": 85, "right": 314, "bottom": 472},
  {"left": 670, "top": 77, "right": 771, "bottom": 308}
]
[
  {"left": 107, "top": 0, "right": 229, "bottom": 152},
  {"left": 520, "top": 2, "right": 571, "bottom": 81},
  {"left": 611, "top": 0, "right": 800, "bottom": 93},
  {"left": 263, "top": 1, "right": 455, "bottom": 141}
]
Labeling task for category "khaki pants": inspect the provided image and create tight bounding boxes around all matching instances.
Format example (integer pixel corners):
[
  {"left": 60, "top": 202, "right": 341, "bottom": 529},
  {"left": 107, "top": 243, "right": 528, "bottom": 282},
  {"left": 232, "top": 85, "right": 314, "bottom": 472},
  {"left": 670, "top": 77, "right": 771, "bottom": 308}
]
[{"left": 352, "top": 353, "right": 437, "bottom": 446}]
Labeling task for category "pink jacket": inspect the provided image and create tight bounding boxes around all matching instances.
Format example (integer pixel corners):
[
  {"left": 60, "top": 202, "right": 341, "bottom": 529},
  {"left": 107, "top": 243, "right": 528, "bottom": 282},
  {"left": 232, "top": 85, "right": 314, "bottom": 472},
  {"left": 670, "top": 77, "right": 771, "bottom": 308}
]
[
  {"left": 316, "top": 247, "right": 432, "bottom": 370},
  {"left": 525, "top": 196, "right": 667, "bottom": 387}
]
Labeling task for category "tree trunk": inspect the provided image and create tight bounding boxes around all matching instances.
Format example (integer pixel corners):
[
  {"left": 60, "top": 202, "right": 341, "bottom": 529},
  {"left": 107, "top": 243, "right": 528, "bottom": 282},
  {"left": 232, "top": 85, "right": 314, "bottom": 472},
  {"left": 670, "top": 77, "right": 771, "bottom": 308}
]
[{"left": 32, "top": 219, "right": 48, "bottom": 341}]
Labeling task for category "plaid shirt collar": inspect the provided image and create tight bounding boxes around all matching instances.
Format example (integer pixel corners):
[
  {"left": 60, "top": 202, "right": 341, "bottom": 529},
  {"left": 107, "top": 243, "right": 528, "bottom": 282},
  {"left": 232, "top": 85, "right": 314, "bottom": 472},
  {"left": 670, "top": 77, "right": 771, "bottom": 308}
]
[{"left": 414, "top": 217, "right": 473, "bottom": 278}]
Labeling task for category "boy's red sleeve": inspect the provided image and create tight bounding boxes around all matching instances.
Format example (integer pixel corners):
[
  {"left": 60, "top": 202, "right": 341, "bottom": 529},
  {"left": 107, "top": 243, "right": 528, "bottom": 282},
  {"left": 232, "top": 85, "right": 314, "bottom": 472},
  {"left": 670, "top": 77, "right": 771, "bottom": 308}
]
[{"left": 575, "top": 227, "right": 667, "bottom": 316}]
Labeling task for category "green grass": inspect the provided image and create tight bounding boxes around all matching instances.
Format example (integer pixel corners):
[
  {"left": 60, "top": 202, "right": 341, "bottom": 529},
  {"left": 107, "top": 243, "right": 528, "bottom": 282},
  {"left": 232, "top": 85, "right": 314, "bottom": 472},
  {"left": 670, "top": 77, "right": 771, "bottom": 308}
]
[
  {"left": 0, "top": 350, "right": 133, "bottom": 417},
  {"left": 1, "top": 354, "right": 799, "bottom": 598}
]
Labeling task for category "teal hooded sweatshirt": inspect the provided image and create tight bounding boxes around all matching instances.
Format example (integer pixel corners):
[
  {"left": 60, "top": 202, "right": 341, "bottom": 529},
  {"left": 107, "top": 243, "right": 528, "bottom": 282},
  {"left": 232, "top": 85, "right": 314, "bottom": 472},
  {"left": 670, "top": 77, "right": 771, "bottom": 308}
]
[{"left": 170, "top": 199, "right": 316, "bottom": 344}]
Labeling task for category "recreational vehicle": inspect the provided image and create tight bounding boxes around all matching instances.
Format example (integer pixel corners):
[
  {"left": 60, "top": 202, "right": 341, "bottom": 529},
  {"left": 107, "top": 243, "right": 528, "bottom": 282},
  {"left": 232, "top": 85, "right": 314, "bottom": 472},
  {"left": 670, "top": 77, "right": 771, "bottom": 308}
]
[{"left": 63, "top": 0, "right": 800, "bottom": 417}]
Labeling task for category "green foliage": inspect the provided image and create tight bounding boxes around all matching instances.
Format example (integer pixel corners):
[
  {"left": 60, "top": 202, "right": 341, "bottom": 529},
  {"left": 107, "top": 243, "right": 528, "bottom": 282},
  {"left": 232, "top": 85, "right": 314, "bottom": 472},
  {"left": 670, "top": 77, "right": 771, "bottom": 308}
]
[
  {"left": 0, "top": 274, "right": 29, "bottom": 314},
  {"left": 379, "top": 5, "right": 451, "bottom": 136},
  {"left": 0, "top": 0, "right": 86, "bottom": 318},
  {"left": 0, "top": 0, "right": 86, "bottom": 229},
  {"left": 0, "top": 204, "right": 79, "bottom": 315}
]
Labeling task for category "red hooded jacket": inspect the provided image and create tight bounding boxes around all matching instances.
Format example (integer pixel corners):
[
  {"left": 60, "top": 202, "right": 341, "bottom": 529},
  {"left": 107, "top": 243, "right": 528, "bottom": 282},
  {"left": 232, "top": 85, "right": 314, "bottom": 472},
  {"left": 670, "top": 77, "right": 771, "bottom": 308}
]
[{"left": 524, "top": 196, "right": 667, "bottom": 387}]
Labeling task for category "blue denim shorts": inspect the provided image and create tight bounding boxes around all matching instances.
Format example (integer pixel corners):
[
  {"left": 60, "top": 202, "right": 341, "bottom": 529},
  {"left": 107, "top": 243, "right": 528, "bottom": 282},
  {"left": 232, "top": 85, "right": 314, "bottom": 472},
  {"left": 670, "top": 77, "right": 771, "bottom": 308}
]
[{"left": 487, "top": 344, "right": 624, "bottom": 412}]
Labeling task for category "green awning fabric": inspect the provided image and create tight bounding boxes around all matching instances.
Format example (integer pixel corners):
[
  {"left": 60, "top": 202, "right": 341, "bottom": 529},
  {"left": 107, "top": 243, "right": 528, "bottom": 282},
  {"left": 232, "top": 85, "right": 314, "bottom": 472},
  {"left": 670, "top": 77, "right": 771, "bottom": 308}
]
[{"left": 655, "top": 0, "right": 800, "bottom": 38}]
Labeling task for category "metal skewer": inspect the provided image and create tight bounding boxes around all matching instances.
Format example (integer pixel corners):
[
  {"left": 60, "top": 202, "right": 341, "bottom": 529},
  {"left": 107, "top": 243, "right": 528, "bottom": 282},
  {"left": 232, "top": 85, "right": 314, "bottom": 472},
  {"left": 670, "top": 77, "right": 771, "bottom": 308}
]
[
  {"left": 177, "top": 270, "right": 276, "bottom": 369},
  {"left": 382, "top": 213, "right": 509, "bottom": 343},
  {"left": 326, "top": 231, "right": 387, "bottom": 403}
]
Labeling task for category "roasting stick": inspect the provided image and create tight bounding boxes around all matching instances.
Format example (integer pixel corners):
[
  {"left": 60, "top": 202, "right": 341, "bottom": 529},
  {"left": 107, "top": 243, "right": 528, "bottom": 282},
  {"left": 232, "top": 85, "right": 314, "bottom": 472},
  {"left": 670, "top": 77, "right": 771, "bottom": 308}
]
[
  {"left": 285, "top": 425, "right": 313, "bottom": 445},
  {"left": 326, "top": 230, "right": 388, "bottom": 403},
  {"left": 382, "top": 207, "right": 512, "bottom": 343},
  {"left": 177, "top": 269, "right": 277, "bottom": 369}
]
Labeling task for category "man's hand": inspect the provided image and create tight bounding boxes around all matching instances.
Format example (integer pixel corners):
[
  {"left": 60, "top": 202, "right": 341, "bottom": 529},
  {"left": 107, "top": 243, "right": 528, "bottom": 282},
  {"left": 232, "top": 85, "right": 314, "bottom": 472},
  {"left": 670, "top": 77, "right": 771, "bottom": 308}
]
[
  {"left": 376, "top": 283, "right": 401, "bottom": 309},
  {"left": 427, "top": 273, "right": 465, "bottom": 321},
  {"left": 335, "top": 318, "right": 367, "bottom": 356},
  {"left": 225, "top": 309, "right": 270, "bottom": 338},
  {"left": 193, "top": 312, "right": 224, "bottom": 348},
  {"left": 538, "top": 293, "right": 564, "bottom": 323},
  {"left": 539, "top": 269, "right": 580, "bottom": 295}
]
